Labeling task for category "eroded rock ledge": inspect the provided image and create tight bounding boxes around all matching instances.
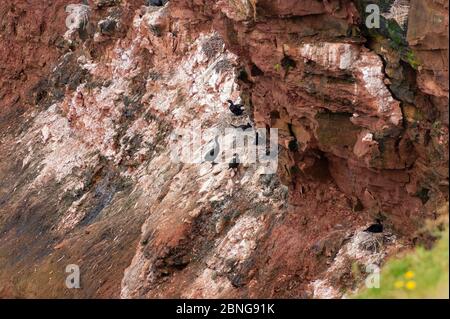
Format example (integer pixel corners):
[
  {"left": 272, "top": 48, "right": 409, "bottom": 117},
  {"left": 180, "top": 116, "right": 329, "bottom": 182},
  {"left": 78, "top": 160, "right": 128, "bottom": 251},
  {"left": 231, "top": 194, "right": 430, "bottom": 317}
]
[{"left": 0, "top": 0, "right": 448, "bottom": 298}]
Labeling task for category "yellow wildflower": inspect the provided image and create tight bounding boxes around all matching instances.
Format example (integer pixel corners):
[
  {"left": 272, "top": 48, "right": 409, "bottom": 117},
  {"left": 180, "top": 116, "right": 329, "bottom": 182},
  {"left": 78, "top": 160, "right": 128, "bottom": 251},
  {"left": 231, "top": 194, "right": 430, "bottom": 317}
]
[
  {"left": 404, "top": 271, "right": 415, "bottom": 279},
  {"left": 405, "top": 281, "right": 416, "bottom": 290}
]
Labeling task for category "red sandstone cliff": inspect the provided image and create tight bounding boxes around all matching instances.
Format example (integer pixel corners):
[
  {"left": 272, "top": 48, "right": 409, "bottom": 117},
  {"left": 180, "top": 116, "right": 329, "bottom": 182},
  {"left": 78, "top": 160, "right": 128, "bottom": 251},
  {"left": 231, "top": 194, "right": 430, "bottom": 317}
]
[{"left": 0, "top": 0, "right": 448, "bottom": 298}]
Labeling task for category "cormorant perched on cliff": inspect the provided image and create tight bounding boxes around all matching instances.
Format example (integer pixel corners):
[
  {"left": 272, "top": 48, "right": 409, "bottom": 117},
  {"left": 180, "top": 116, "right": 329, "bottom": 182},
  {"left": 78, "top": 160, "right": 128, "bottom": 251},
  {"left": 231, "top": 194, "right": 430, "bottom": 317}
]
[
  {"left": 364, "top": 219, "right": 383, "bottom": 233},
  {"left": 228, "top": 153, "right": 240, "bottom": 169},
  {"left": 227, "top": 100, "right": 244, "bottom": 116},
  {"left": 231, "top": 122, "right": 252, "bottom": 130},
  {"left": 146, "top": 0, "right": 168, "bottom": 7},
  {"left": 231, "top": 123, "right": 259, "bottom": 146}
]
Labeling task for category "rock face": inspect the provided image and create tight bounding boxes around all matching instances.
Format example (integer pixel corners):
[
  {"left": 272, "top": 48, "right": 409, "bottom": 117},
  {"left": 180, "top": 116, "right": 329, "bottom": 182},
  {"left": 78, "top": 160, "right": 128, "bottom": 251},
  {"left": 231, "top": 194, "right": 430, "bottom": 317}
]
[{"left": 0, "top": 0, "right": 448, "bottom": 298}]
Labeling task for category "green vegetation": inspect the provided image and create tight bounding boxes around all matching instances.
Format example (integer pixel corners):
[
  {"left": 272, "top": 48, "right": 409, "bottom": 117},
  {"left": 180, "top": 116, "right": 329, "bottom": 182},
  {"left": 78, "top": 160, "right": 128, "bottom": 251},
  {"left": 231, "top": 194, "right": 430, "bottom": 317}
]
[
  {"left": 386, "top": 19, "right": 406, "bottom": 49},
  {"left": 405, "top": 50, "right": 421, "bottom": 70},
  {"left": 356, "top": 211, "right": 449, "bottom": 299}
]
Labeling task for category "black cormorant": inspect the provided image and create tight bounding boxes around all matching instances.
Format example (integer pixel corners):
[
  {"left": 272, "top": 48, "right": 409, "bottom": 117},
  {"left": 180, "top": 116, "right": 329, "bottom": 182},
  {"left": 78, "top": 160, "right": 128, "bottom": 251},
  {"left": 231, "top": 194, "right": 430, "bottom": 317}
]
[
  {"left": 146, "top": 0, "right": 168, "bottom": 7},
  {"left": 231, "top": 122, "right": 252, "bottom": 130},
  {"left": 228, "top": 153, "right": 240, "bottom": 169},
  {"left": 364, "top": 219, "right": 383, "bottom": 233},
  {"left": 227, "top": 100, "right": 244, "bottom": 116}
]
